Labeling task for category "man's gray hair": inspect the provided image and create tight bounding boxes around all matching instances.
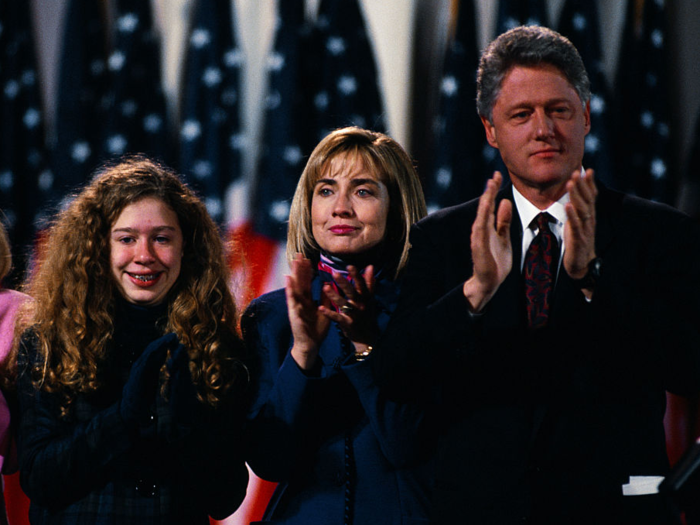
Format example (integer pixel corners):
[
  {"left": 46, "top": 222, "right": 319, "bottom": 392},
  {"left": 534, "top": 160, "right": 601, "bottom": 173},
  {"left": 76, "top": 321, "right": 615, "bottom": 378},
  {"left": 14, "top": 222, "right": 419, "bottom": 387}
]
[{"left": 476, "top": 25, "right": 591, "bottom": 122}]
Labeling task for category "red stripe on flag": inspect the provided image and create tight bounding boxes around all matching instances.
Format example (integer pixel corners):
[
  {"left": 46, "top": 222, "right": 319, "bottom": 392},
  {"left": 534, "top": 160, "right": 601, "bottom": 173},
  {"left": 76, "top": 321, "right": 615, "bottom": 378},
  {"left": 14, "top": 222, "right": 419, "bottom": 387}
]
[
  {"left": 4, "top": 472, "right": 30, "bottom": 525},
  {"left": 228, "top": 221, "right": 282, "bottom": 309}
]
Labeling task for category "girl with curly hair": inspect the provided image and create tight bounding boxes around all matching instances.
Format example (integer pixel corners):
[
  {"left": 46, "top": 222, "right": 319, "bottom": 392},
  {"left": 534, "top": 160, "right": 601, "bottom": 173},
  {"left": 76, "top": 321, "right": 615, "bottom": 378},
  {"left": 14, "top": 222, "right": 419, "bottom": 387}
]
[{"left": 3, "top": 155, "right": 248, "bottom": 524}]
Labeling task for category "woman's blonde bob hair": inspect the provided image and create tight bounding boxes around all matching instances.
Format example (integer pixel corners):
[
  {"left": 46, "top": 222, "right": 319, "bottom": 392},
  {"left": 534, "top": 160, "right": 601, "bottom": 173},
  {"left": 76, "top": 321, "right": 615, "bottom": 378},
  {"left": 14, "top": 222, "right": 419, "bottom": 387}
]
[
  {"left": 287, "top": 127, "right": 427, "bottom": 278},
  {"left": 7, "top": 155, "right": 245, "bottom": 412}
]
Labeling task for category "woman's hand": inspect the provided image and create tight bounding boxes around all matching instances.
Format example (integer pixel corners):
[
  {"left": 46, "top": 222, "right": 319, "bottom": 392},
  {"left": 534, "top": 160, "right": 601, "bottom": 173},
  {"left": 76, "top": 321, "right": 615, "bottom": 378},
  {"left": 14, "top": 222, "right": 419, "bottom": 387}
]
[
  {"left": 319, "top": 265, "right": 379, "bottom": 349},
  {"left": 287, "top": 254, "right": 331, "bottom": 371}
]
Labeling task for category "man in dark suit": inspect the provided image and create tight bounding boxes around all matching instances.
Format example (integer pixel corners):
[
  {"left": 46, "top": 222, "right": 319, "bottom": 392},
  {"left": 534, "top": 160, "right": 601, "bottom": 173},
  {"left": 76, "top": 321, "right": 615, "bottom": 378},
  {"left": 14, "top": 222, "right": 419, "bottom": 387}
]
[{"left": 376, "top": 25, "right": 700, "bottom": 525}]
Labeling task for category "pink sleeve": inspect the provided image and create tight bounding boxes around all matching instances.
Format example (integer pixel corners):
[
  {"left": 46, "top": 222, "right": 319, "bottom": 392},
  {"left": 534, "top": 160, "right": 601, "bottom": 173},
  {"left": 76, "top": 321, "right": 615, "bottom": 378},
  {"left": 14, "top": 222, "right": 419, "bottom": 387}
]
[
  {"left": 0, "top": 290, "right": 29, "bottom": 362},
  {"left": 0, "top": 289, "right": 29, "bottom": 474}
]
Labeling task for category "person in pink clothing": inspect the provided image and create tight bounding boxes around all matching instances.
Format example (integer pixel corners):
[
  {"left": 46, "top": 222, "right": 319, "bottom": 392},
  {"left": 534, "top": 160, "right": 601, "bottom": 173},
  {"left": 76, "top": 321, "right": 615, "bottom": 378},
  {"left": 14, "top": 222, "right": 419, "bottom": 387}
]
[{"left": 0, "top": 220, "right": 30, "bottom": 525}]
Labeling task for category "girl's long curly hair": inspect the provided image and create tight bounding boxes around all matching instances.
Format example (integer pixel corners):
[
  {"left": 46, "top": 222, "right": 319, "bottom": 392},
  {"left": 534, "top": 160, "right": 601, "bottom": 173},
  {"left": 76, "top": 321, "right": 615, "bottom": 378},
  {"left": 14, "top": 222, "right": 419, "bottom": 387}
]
[{"left": 5, "top": 155, "right": 245, "bottom": 413}]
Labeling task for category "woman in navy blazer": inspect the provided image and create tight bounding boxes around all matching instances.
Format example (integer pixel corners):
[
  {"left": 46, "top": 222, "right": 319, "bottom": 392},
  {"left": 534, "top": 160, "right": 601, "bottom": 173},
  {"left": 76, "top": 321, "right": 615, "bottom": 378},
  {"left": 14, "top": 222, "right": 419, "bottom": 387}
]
[{"left": 243, "top": 127, "right": 431, "bottom": 524}]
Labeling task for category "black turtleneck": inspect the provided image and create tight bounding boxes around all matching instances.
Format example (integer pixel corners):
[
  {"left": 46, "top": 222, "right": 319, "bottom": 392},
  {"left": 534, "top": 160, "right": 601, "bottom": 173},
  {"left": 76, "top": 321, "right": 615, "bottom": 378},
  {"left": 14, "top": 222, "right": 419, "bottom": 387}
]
[{"left": 102, "top": 298, "right": 169, "bottom": 393}]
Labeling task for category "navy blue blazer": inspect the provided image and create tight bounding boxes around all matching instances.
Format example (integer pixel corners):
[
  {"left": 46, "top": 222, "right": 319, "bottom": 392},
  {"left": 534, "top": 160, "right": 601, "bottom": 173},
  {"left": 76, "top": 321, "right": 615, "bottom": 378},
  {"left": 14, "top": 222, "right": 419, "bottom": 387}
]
[
  {"left": 243, "top": 274, "right": 434, "bottom": 525},
  {"left": 375, "top": 184, "right": 700, "bottom": 525}
]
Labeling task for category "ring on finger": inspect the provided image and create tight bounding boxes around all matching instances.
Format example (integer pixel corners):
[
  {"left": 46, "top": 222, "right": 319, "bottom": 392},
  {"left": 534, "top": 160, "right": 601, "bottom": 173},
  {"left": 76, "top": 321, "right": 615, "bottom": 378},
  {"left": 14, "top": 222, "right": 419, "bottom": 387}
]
[{"left": 340, "top": 304, "right": 356, "bottom": 315}]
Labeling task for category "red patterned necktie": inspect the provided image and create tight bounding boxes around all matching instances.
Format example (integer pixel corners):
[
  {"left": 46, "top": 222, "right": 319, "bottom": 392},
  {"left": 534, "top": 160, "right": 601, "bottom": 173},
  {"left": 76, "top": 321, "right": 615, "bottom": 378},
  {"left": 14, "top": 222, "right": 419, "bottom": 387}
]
[{"left": 524, "top": 212, "right": 558, "bottom": 329}]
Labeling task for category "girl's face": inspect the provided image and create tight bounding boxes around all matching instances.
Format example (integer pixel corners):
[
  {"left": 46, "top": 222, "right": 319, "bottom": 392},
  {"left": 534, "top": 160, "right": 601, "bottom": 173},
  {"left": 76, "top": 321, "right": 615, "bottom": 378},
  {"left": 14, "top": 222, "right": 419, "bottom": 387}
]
[{"left": 110, "top": 197, "right": 184, "bottom": 306}]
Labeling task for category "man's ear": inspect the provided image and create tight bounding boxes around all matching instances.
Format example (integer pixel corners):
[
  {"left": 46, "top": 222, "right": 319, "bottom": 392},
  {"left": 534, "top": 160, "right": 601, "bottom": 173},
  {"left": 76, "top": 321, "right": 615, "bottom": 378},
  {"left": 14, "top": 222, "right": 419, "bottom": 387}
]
[
  {"left": 480, "top": 115, "right": 498, "bottom": 148},
  {"left": 583, "top": 100, "right": 591, "bottom": 136}
]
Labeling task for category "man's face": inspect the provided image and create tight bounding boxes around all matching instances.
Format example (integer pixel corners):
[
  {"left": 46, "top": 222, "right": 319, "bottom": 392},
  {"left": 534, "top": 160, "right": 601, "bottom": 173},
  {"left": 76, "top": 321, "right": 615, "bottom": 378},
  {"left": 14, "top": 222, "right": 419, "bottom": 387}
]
[{"left": 481, "top": 64, "right": 590, "bottom": 204}]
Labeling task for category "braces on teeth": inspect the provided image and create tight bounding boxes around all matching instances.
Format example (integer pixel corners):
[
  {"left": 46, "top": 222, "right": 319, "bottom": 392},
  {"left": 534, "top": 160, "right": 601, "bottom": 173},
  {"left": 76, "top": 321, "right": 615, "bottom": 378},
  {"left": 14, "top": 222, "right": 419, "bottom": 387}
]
[{"left": 133, "top": 274, "right": 156, "bottom": 282}]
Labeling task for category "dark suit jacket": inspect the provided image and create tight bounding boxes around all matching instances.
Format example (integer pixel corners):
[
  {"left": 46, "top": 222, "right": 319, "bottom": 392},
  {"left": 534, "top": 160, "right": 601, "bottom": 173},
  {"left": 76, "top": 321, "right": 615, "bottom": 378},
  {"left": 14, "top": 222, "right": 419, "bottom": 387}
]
[
  {"left": 375, "top": 184, "right": 700, "bottom": 525},
  {"left": 243, "top": 274, "right": 434, "bottom": 525}
]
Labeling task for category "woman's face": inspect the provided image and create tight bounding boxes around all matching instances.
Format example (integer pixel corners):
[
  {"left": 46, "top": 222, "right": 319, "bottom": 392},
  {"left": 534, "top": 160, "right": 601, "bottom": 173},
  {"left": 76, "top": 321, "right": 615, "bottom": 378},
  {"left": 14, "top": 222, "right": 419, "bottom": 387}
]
[
  {"left": 110, "top": 197, "right": 184, "bottom": 306},
  {"left": 311, "top": 155, "right": 390, "bottom": 258}
]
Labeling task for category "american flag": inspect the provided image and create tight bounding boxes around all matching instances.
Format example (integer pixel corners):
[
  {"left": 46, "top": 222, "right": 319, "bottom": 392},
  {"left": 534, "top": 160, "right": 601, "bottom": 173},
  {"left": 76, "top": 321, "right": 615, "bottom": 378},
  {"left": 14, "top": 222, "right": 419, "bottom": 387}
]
[
  {"left": 613, "top": 0, "right": 673, "bottom": 203},
  {"left": 98, "top": 0, "right": 169, "bottom": 164},
  {"left": 684, "top": 109, "right": 700, "bottom": 218},
  {"left": 310, "top": 0, "right": 386, "bottom": 143},
  {"left": 252, "top": 0, "right": 313, "bottom": 245},
  {"left": 0, "top": 3, "right": 49, "bottom": 520},
  {"left": 425, "top": 0, "right": 484, "bottom": 213},
  {"left": 226, "top": 0, "right": 311, "bottom": 313},
  {"left": 0, "top": 0, "right": 51, "bottom": 286},
  {"left": 178, "top": 0, "right": 245, "bottom": 225},
  {"left": 495, "top": 0, "right": 549, "bottom": 35},
  {"left": 557, "top": 0, "right": 615, "bottom": 189},
  {"left": 51, "top": 0, "right": 109, "bottom": 200}
]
